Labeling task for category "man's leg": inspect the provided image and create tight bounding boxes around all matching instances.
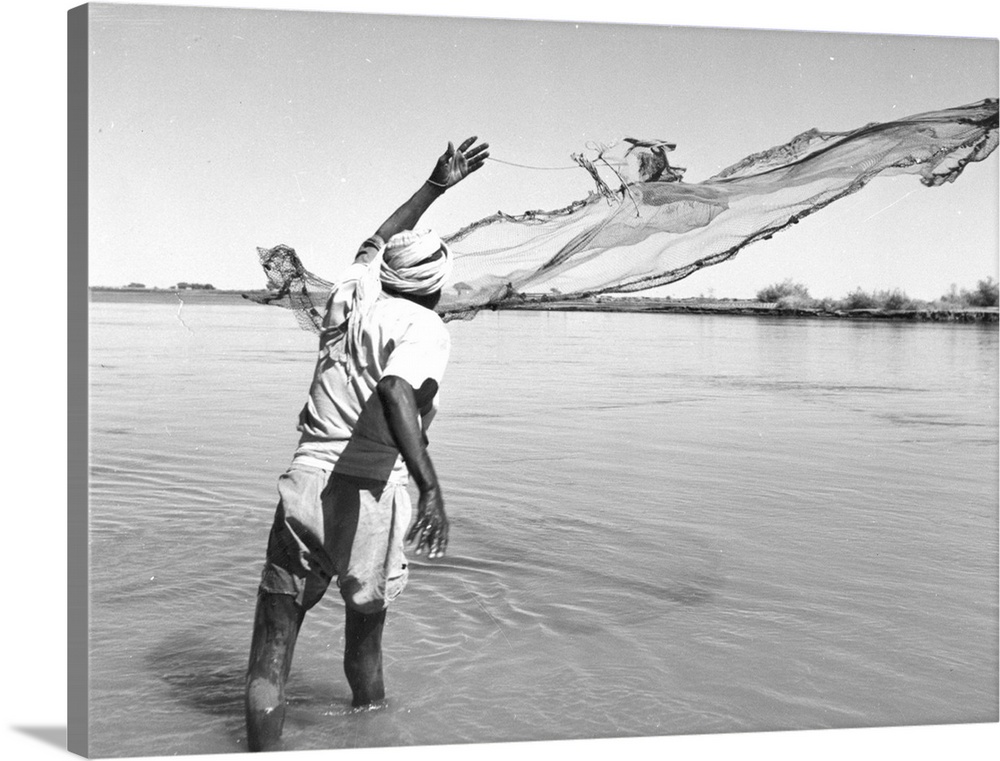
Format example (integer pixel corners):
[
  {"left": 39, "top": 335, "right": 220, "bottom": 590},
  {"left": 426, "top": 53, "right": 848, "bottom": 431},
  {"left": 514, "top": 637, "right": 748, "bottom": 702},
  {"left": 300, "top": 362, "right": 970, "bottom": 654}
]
[
  {"left": 245, "top": 591, "right": 305, "bottom": 752},
  {"left": 247, "top": 466, "right": 335, "bottom": 750},
  {"left": 343, "top": 605, "right": 386, "bottom": 707}
]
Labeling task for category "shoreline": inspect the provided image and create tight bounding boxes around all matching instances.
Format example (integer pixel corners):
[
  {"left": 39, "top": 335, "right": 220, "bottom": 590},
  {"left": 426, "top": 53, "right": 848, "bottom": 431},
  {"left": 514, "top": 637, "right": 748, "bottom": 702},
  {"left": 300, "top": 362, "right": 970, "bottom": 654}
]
[
  {"left": 88, "top": 287, "right": 265, "bottom": 305},
  {"left": 87, "top": 289, "right": 999, "bottom": 322},
  {"left": 498, "top": 298, "right": 999, "bottom": 323}
]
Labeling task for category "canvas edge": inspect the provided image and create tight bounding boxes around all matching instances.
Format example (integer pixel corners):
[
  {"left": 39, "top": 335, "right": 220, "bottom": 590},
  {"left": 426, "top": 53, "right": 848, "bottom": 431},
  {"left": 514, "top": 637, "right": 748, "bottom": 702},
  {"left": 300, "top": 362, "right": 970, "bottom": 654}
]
[{"left": 68, "top": 3, "right": 90, "bottom": 757}]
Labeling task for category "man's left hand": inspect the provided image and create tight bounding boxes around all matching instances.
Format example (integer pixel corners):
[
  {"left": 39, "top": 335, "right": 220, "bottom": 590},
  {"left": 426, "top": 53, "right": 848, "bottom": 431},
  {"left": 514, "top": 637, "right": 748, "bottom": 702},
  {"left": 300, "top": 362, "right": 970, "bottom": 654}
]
[
  {"left": 427, "top": 136, "right": 489, "bottom": 190},
  {"left": 406, "top": 486, "right": 449, "bottom": 559}
]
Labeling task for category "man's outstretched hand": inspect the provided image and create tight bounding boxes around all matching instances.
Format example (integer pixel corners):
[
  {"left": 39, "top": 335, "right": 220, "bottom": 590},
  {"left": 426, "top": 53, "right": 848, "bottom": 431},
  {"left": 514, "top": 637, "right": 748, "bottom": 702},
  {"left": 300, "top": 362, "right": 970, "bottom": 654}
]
[
  {"left": 406, "top": 486, "right": 449, "bottom": 559},
  {"left": 427, "top": 136, "right": 489, "bottom": 190}
]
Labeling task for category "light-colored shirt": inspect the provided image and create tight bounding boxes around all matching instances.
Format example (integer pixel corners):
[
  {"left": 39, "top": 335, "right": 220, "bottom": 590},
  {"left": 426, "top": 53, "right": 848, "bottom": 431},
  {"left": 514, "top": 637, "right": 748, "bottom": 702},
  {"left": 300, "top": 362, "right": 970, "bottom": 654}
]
[{"left": 292, "top": 237, "right": 450, "bottom": 482}]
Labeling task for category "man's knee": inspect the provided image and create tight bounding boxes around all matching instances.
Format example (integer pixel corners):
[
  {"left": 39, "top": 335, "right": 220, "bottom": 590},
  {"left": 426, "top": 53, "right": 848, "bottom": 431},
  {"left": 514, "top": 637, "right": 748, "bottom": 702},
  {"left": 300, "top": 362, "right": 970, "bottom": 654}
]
[
  {"left": 340, "top": 583, "right": 388, "bottom": 616},
  {"left": 259, "top": 562, "right": 331, "bottom": 611},
  {"left": 338, "top": 568, "right": 408, "bottom": 615}
]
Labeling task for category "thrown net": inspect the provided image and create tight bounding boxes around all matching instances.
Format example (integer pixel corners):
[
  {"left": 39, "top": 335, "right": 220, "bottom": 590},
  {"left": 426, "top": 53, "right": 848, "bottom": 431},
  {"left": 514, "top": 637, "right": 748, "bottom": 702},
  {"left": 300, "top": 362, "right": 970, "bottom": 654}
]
[{"left": 247, "top": 98, "right": 998, "bottom": 328}]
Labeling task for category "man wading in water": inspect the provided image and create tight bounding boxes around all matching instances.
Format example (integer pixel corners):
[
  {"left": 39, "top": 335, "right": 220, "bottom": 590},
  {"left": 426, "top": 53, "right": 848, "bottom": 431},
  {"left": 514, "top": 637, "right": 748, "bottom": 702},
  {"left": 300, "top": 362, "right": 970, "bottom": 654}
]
[{"left": 245, "top": 137, "right": 489, "bottom": 752}]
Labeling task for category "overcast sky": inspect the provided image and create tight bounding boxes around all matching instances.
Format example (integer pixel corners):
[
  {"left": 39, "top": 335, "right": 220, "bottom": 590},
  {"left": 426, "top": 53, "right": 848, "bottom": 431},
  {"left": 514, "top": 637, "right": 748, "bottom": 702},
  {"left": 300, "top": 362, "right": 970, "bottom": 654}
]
[{"left": 85, "top": 1, "right": 998, "bottom": 299}]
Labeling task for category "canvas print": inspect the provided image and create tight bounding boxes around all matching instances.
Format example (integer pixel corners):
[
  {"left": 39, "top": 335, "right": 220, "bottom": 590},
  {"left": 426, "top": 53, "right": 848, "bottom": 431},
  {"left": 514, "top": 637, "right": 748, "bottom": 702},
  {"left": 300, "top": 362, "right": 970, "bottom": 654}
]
[{"left": 69, "top": 2, "right": 999, "bottom": 757}]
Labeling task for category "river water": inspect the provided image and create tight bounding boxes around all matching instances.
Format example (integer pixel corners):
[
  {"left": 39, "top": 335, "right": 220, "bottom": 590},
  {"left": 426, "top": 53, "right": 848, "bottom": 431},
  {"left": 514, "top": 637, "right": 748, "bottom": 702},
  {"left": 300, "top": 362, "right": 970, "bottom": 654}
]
[{"left": 86, "top": 296, "right": 998, "bottom": 756}]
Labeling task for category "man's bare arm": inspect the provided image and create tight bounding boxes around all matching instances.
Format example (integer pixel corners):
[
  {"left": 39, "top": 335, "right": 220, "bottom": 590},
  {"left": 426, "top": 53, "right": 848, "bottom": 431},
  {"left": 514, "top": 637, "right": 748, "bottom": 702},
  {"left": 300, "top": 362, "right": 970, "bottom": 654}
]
[
  {"left": 358, "top": 137, "right": 489, "bottom": 260},
  {"left": 376, "top": 375, "right": 448, "bottom": 558}
]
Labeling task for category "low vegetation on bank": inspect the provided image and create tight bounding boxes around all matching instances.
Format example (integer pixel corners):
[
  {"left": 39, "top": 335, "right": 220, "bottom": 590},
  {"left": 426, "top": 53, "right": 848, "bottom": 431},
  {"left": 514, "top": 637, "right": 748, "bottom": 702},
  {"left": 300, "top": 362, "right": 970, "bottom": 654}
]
[
  {"left": 105, "top": 282, "right": 218, "bottom": 290},
  {"left": 755, "top": 277, "right": 999, "bottom": 311}
]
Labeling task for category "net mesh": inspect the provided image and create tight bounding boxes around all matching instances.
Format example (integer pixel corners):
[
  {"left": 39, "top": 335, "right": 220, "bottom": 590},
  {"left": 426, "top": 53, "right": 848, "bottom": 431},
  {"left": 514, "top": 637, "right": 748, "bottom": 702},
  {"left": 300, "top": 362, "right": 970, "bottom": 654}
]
[{"left": 246, "top": 99, "right": 998, "bottom": 329}]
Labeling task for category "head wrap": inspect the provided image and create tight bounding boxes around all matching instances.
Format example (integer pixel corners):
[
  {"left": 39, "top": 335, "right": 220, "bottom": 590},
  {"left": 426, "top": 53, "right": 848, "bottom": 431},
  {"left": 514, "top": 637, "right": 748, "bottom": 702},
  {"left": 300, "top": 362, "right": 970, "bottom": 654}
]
[
  {"left": 381, "top": 229, "right": 453, "bottom": 295},
  {"left": 338, "top": 229, "right": 450, "bottom": 377}
]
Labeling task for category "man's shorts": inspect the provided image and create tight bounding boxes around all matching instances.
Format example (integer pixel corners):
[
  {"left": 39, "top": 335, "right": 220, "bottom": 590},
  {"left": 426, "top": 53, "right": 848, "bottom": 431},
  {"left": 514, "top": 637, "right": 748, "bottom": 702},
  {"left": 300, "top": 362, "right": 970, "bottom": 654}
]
[{"left": 259, "top": 463, "right": 412, "bottom": 614}]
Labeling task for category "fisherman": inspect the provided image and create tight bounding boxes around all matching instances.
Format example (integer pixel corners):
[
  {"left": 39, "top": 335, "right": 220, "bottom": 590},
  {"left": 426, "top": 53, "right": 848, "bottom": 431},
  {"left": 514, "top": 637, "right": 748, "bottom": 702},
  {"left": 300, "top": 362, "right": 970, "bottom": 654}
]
[{"left": 245, "top": 137, "right": 489, "bottom": 752}]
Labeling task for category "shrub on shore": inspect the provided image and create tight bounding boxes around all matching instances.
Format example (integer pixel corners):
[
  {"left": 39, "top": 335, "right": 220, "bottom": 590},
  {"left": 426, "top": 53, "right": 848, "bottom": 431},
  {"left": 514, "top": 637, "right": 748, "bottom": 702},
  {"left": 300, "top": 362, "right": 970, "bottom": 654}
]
[
  {"left": 840, "top": 288, "right": 878, "bottom": 310},
  {"left": 756, "top": 279, "right": 811, "bottom": 303},
  {"left": 841, "top": 288, "right": 917, "bottom": 311},
  {"left": 964, "top": 277, "right": 997, "bottom": 307},
  {"left": 936, "top": 278, "right": 998, "bottom": 308},
  {"left": 174, "top": 281, "right": 216, "bottom": 290},
  {"left": 972, "top": 277, "right": 999, "bottom": 307}
]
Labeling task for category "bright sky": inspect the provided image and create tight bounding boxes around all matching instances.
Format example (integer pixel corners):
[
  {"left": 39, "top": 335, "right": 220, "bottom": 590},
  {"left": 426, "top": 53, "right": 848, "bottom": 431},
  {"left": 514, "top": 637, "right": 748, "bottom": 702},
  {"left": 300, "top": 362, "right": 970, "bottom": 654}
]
[{"left": 86, "top": 1, "right": 998, "bottom": 299}]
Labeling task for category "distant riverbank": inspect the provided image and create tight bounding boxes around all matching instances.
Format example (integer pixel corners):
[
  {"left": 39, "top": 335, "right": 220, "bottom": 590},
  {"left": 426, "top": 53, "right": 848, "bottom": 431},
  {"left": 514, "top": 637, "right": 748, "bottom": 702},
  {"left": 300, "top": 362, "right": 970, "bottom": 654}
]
[
  {"left": 499, "top": 296, "right": 1000, "bottom": 323},
  {"left": 88, "top": 288, "right": 999, "bottom": 322},
  {"left": 88, "top": 287, "right": 263, "bottom": 305}
]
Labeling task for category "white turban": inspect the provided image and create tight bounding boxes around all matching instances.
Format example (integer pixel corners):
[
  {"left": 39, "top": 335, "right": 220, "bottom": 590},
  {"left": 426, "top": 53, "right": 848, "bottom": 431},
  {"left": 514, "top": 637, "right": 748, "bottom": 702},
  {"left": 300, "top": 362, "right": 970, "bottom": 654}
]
[
  {"left": 338, "top": 228, "right": 450, "bottom": 376},
  {"left": 380, "top": 229, "right": 453, "bottom": 295}
]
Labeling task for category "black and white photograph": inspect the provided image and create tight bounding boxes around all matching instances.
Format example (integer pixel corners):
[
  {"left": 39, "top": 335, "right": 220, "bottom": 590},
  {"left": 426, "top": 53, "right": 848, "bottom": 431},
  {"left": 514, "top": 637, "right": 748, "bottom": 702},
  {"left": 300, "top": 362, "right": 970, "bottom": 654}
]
[{"left": 7, "top": 1, "right": 1000, "bottom": 760}]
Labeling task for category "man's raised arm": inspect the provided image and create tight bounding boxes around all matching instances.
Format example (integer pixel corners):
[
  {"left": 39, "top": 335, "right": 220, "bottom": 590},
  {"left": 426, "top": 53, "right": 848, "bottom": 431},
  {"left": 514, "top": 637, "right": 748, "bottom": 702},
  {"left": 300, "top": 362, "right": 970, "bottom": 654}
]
[{"left": 355, "top": 137, "right": 489, "bottom": 263}]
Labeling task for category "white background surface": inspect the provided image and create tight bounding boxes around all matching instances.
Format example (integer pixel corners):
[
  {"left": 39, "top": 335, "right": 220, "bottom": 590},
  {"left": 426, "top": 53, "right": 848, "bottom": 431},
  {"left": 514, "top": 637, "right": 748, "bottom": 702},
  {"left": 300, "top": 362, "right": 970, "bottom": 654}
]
[{"left": 3, "top": 1, "right": 997, "bottom": 760}]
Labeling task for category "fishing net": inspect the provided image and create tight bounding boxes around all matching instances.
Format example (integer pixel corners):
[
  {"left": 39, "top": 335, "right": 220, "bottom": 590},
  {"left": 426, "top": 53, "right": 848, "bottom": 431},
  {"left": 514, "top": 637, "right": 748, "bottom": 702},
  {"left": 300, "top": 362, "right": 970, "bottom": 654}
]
[{"left": 247, "top": 98, "right": 998, "bottom": 329}]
